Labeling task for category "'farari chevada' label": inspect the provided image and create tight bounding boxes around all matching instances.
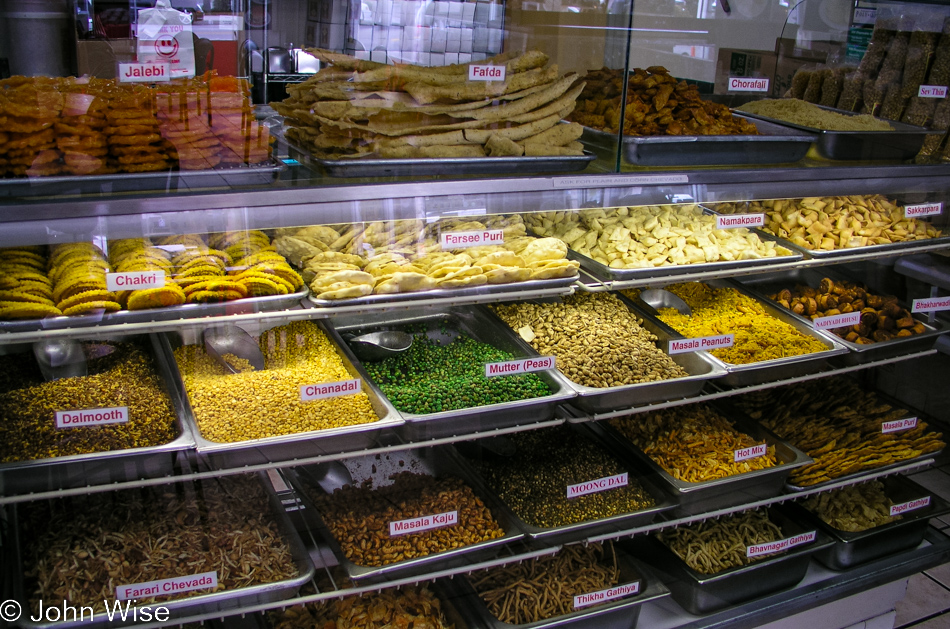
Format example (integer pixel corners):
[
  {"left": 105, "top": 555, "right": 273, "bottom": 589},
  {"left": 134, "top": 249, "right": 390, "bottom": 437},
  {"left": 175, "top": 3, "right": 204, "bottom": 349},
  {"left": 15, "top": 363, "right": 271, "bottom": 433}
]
[{"left": 116, "top": 571, "right": 217, "bottom": 600}]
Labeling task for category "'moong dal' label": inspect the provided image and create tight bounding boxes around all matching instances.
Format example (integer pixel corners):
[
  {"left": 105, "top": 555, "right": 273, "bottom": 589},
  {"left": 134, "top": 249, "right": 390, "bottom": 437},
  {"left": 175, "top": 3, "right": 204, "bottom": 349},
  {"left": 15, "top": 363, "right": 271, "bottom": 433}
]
[
  {"left": 299, "top": 379, "right": 361, "bottom": 401},
  {"left": 882, "top": 417, "right": 918, "bottom": 434},
  {"left": 566, "top": 473, "right": 628, "bottom": 499},
  {"left": 734, "top": 443, "right": 767, "bottom": 462},
  {"left": 389, "top": 511, "right": 458, "bottom": 536},
  {"left": 890, "top": 496, "right": 931, "bottom": 516},
  {"left": 440, "top": 230, "right": 504, "bottom": 249},
  {"left": 55, "top": 406, "right": 128, "bottom": 429},
  {"left": 106, "top": 270, "right": 165, "bottom": 291},
  {"left": 747, "top": 531, "right": 816, "bottom": 558},
  {"left": 485, "top": 356, "right": 555, "bottom": 377},
  {"left": 116, "top": 571, "right": 217, "bottom": 600},
  {"left": 668, "top": 334, "right": 734, "bottom": 354},
  {"left": 573, "top": 581, "right": 641, "bottom": 609},
  {"left": 716, "top": 213, "right": 765, "bottom": 229}
]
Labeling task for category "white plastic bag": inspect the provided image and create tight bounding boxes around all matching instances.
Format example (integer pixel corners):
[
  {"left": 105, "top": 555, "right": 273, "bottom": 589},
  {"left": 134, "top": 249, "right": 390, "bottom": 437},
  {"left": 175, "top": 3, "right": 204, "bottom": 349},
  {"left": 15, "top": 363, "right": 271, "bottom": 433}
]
[{"left": 136, "top": 0, "right": 196, "bottom": 78}]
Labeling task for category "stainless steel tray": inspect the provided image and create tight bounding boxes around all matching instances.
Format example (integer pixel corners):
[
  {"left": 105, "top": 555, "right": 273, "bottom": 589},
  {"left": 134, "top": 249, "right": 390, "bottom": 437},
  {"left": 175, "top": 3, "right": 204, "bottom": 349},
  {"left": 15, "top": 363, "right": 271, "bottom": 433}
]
[
  {"left": 737, "top": 105, "right": 930, "bottom": 161},
  {"left": 0, "top": 286, "right": 309, "bottom": 334},
  {"left": 630, "top": 279, "right": 848, "bottom": 387},
  {"left": 160, "top": 320, "right": 404, "bottom": 468},
  {"left": 626, "top": 504, "right": 834, "bottom": 615},
  {"left": 788, "top": 475, "right": 950, "bottom": 571},
  {"left": 449, "top": 545, "right": 670, "bottom": 629},
  {"left": 329, "top": 307, "right": 576, "bottom": 442},
  {"left": 483, "top": 296, "right": 725, "bottom": 414},
  {"left": 286, "top": 448, "right": 525, "bottom": 583},
  {"left": 593, "top": 406, "right": 811, "bottom": 516},
  {"left": 449, "top": 423, "right": 677, "bottom": 543},
  {"left": 10, "top": 473, "right": 315, "bottom": 628},
  {"left": 0, "top": 334, "right": 195, "bottom": 495},
  {"left": 0, "top": 160, "right": 285, "bottom": 198},
  {"left": 581, "top": 113, "right": 815, "bottom": 167},
  {"left": 734, "top": 269, "right": 947, "bottom": 365},
  {"left": 308, "top": 274, "right": 579, "bottom": 309}
]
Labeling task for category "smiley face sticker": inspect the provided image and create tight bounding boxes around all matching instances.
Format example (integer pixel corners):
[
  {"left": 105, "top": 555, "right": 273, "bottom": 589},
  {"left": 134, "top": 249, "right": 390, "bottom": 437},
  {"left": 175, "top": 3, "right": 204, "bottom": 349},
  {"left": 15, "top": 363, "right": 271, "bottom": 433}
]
[{"left": 154, "top": 38, "right": 179, "bottom": 58}]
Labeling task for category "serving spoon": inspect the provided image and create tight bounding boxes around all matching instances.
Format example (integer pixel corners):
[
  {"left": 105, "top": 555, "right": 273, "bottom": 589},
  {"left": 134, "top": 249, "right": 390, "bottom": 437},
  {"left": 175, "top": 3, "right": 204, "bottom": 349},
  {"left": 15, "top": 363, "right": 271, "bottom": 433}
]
[
  {"left": 203, "top": 325, "right": 266, "bottom": 374},
  {"left": 347, "top": 331, "right": 413, "bottom": 361},
  {"left": 639, "top": 288, "right": 693, "bottom": 316}
]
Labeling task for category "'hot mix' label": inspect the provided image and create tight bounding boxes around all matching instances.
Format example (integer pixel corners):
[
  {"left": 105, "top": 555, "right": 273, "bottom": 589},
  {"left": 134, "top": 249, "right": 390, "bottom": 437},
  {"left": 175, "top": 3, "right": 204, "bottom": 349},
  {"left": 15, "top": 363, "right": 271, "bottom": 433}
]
[
  {"left": 904, "top": 202, "right": 943, "bottom": 218},
  {"left": 668, "top": 334, "right": 734, "bottom": 355},
  {"left": 728, "top": 77, "right": 769, "bottom": 92},
  {"left": 912, "top": 297, "right": 950, "bottom": 313},
  {"left": 747, "top": 531, "right": 816, "bottom": 558},
  {"left": 566, "top": 473, "right": 628, "bottom": 499},
  {"left": 890, "top": 496, "right": 931, "bottom": 516},
  {"left": 469, "top": 65, "right": 506, "bottom": 81},
  {"left": 734, "top": 443, "right": 768, "bottom": 462},
  {"left": 573, "top": 581, "right": 641, "bottom": 609},
  {"left": 918, "top": 85, "right": 948, "bottom": 98},
  {"left": 55, "top": 406, "right": 129, "bottom": 429},
  {"left": 300, "top": 379, "right": 361, "bottom": 401},
  {"left": 116, "top": 571, "right": 217, "bottom": 601},
  {"left": 106, "top": 271, "right": 165, "bottom": 291},
  {"left": 813, "top": 311, "right": 862, "bottom": 330},
  {"left": 485, "top": 356, "right": 555, "bottom": 377},
  {"left": 716, "top": 213, "right": 765, "bottom": 229},
  {"left": 440, "top": 230, "right": 504, "bottom": 250},
  {"left": 389, "top": 511, "right": 458, "bottom": 536},
  {"left": 882, "top": 417, "right": 918, "bottom": 434}
]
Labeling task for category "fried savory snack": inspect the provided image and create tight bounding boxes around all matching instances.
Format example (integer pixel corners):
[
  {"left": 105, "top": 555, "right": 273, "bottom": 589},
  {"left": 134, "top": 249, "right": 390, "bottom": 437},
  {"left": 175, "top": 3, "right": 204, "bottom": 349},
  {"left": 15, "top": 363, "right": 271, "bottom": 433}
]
[
  {"left": 268, "top": 585, "right": 454, "bottom": 629},
  {"left": 734, "top": 377, "right": 945, "bottom": 486},
  {"left": 800, "top": 480, "right": 901, "bottom": 532},
  {"left": 609, "top": 403, "right": 778, "bottom": 482},
  {"left": 738, "top": 98, "right": 894, "bottom": 131},
  {"left": 570, "top": 66, "right": 759, "bottom": 136},
  {"left": 0, "top": 246, "right": 61, "bottom": 319}
]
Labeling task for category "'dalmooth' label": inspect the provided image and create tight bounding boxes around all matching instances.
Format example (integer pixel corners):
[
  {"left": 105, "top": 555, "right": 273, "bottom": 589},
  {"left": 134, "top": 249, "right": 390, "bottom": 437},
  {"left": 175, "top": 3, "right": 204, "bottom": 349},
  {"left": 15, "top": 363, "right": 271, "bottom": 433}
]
[{"left": 55, "top": 406, "right": 129, "bottom": 429}]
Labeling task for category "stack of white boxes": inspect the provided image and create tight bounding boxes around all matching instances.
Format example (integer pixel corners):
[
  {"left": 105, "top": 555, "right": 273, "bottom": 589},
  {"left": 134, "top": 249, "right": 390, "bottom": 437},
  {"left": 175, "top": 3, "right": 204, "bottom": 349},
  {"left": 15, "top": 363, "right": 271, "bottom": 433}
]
[{"left": 306, "top": 0, "right": 359, "bottom": 52}]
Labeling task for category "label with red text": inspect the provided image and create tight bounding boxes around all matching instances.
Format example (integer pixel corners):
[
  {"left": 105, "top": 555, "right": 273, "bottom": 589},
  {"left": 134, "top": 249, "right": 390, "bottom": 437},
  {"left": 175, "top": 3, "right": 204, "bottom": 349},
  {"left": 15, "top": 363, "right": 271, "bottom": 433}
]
[
  {"left": 56, "top": 406, "right": 128, "bottom": 429},
  {"left": 728, "top": 77, "right": 769, "bottom": 92},
  {"left": 441, "top": 230, "right": 504, "bottom": 250},
  {"left": 890, "top": 496, "right": 931, "bottom": 516},
  {"left": 389, "top": 511, "right": 458, "bottom": 536},
  {"left": 118, "top": 62, "right": 170, "bottom": 83},
  {"left": 573, "top": 581, "right": 641, "bottom": 609},
  {"left": 918, "top": 85, "right": 948, "bottom": 98},
  {"left": 106, "top": 270, "right": 165, "bottom": 291},
  {"left": 117, "top": 571, "right": 217, "bottom": 600},
  {"left": 813, "top": 311, "right": 862, "bottom": 330},
  {"left": 882, "top": 417, "right": 918, "bottom": 434},
  {"left": 912, "top": 297, "right": 950, "bottom": 313},
  {"left": 716, "top": 213, "right": 765, "bottom": 229},
  {"left": 734, "top": 443, "right": 768, "bottom": 462},
  {"left": 300, "top": 379, "right": 361, "bottom": 401},
  {"left": 567, "top": 473, "right": 628, "bottom": 499},
  {"left": 904, "top": 202, "right": 943, "bottom": 218},
  {"left": 747, "top": 531, "right": 816, "bottom": 558},
  {"left": 485, "top": 356, "right": 555, "bottom": 377},
  {"left": 669, "top": 334, "right": 734, "bottom": 354},
  {"left": 469, "top": 65, "right": 506, "bottom": 81}
]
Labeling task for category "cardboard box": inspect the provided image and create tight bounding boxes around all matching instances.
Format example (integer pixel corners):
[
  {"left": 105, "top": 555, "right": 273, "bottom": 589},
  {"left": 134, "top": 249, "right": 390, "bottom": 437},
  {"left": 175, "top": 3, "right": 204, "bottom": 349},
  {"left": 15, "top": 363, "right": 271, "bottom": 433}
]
[
  {"left": 714, "top": 48, "right": 777, "bottom": 95},
  {"left": 460, "top": 29, "right": 474, "bottom": 54},
  {"left": 320, "top": 22, "right": 347, "bottom": 50},
  {"left": 446, "top": 28, "right": 461, "bottom": 53},
  {"left": 430, "top": 28, "right": 447, "bottom": 53},
  {"left": 77, "top": 39, "right": 136, "bottom": 79}
]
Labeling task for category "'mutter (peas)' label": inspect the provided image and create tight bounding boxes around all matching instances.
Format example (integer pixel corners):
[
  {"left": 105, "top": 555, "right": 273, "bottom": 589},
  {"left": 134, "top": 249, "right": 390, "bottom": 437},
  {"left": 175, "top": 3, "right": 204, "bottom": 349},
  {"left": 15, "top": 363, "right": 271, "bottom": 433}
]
[
  {"left": 117, "top": 571, "right": 217, "bottom": 600},
  {"left": 55, "top": 406, "right": 128, "bottom": 429},
  {"left": 106, "top": 270, "right": 165, "bottom": 291},
  {"left": 891, "top": 496, "right": 931, "bottom": 516},
  {"left": 882, "top": 417, "right": 918, "bottom": 433},
  {"left": 716, "top": 213, "right": 765, "bottom": 229},
  {"left": 912, "top": 297, "right": 950, "bottom": 313},
  {"left": 389, "top": 511, "right": 458, "bottom": 536},
  {"left": 669, "top": 334, "right": 734, "bottom": 354},
  {"left": 734, "top": 443, "right": 768, "bottom": 462},
  {"left": 573, "top": 581, "right": 641, "bottom": 609},
  {"left": 905, "top": 202, "right": 943, "bottom": 217},
  {"left": 747, "top": 531, "right": 816, "bottom": 558},
  {"left": 814, "top": 311, "right": 861, "bottom": 330},
  {"left": 567, "top": 473, "right": 628, "bottom": 499},
  {"left": 299, "top": 379, "right": 361, "bottom": 401},
  {"left": 485, "top": 356, "right": 555, "bottom": 377},
  {"left": 441, "top": 230, "right": 504, "bottom": 249}
]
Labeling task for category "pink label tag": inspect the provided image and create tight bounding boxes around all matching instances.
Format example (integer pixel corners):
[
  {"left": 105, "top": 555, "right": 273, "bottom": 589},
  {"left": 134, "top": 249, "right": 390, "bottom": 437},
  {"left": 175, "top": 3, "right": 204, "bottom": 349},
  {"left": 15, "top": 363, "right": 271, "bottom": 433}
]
[
  {"left": 728, "top": 77, "right": 769, "bottom": 92},
  {"left": 485, "top": 356, "right": 555, "bottom": 377},
  {"left": 734, "top": 443, "right": 768, "bottom": 462},
  {"left": 747, "top": 531, "right": 815, "bottom": 558},
  {"left": 299, "top": 379, "right": 361, "bottom": 401},
  {"left": 813, "top": 311, "right": 861, "bottom": 330},
  {"left": 669, "top": 334, "right": 734, "bottom": 354},
  {"left": 106, "top": 271, "right": 165, "bottom": 291},
  {"left": 440, "top": 230, "right": 504, "bottom": 249},
  {"left": 118, "top": 62, "right": 171, "bottom": 83},
  {"left": 716, "top": 213, "right": 765, "bottom": 229},
  {"left": 918, "top": 85, "right": 948, "bottom": 98},
  {"left": 882, "top": 417, "right": 918, "bottom": 434},
  {"left": 566, "top": 473, "right": 628, "bottom": 499},
  {"left": 912, "top": 297, "right": 950, "bottom": 313},
  {"left": 116, "top": 571, "right": 217, "bottom": 600},
  {"left": 890, "top": 496, "right": 931, "bottom": 516},
  {"left": 573, "top": 581, "right": 640, "bottom": 609},
  {"left": 905, "top": 202, "right": 943, "bottom": 218},
  {"left": 55, "top": 406, "right": 128, "bottom": 429},
  {"left": 468, "top": 65, "right": 506, "bottom": 81},
  {"left": 389, "top": 511, "right": 458, "bottom": 536}
]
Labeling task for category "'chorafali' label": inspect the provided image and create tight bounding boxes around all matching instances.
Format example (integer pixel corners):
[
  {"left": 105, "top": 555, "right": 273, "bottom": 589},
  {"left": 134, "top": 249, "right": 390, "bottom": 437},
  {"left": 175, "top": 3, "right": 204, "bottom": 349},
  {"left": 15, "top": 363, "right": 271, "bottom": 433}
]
[{"left": 728, "top": 77, "right": 769, "bottom": 92}]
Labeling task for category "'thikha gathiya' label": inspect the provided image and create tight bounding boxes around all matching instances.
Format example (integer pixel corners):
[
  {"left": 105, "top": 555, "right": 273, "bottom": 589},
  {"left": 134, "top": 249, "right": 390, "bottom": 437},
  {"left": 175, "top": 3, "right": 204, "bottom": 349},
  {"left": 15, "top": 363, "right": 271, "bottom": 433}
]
[
  {"left": 118, "top": 62, "right": 170, "bottom": 83},
  {"left": 747, "top": 531, "right": 816, "bottom": 558},
  {"left": 573, "top": 581, "right": 641, "bottom": 609},
  {"left": 918, "top": 85, "right": 948, "bottom": 98},
  {"left": 716, "top": 213, "right": 765, "bottom": 229},
  {"left": 485, "top": 356, "right": 555, "bottom": 377},
  {"left": 890, "top": 496, "right": 931, "bottom": 516},
  {"left": 116, "top": 571, "right": 217, "bottom": 600},
  {"left": 734, "top": 443, "right": 768, "bottom": 462},
  {"left": 300, "top": 379, "right": 361, "bottom": 401},
  {"left": 389, "top": 511, "right": 458, "bottom": 536},
  {"left": 566, "top": 473, "right": 628, "bottom": 499},
  {"left": 882, "top": 417, "right": 918, "bottom": 434},
  {"left": 813, "top": 311, "right": 862, "bottom": 330},
  {"left": 106, "top": 270, "right": 165, "bottom": 291},
  {"left": 55, "top": 406, "right": 128, "bottom": 429},
  {"left": 912, "top": 297, "right": 950, "bottom": 313},
  {"left": 904, "top": 202, "right": 943, "bottom": 218},
  {"left": 468, "top": 65, "right": 506, "bottom": 81},
  {"left": 669, "top": 334, "right": 734, "bottom": 354},
  {"left": 728, "top": 77, "right": 769, "bottom": 92},
  {"left": 440, "top": 230, "right": 504, "bottom": 250}
]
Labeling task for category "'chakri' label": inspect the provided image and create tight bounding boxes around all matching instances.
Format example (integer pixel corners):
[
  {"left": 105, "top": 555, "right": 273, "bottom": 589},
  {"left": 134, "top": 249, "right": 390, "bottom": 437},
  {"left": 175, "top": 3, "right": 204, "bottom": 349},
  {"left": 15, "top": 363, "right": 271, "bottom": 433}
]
[
  {"left": 890, "top": 496, "right": 931, "bottom": 516},
  {"left": 566, "top": 473, "right": 628, "bottom": 499},
  {"left": 389, "top": 511, "right": 458, "bottom": 536},
  {"left": 747, "top": 531, "right": 816, "bottom": 558},
  {"left": 106, "top": 270, "right": 165, "bottom": 292},
  {"left": 440, "top": 230, "right": 504, "bottom": 250},
  {"left": 573, "top": 581, "right": 641, "bottom": 609},
  {"left": 668, "top": 334, "right": 734, "bottom": 354},
  {"left": 116, "top": 572, "right": 217, "bottom": 600},
  {"left": 716, "top": 213, "right": 765, "bottom": 229},
  {"left": 485, "top": 356, "right": 555, "bottom": 377},
  {"left": 300, "top": 379, "right": 361, "bottom": 401},
  {"left": 55, "top": 406, "right": 128, "bottom": 429}
]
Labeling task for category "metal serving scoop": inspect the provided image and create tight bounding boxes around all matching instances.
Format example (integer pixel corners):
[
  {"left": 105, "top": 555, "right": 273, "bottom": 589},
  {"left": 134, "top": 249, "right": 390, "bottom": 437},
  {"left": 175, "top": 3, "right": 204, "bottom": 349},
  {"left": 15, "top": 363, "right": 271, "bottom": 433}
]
[
  {"left": 639, "top": 288, "right": 693, "bottom": 316},
  {"left": 308, "top": 461, "right": 354, "bottom": 493},
  {"left": 33, "top": 339, "right": 88, "bottom": 381},
  {"left": 203, "top": 325, "right": 265, "bottom": 374},
  {"left": 348, "top": 331, "right": 413, "bottom": 361}
]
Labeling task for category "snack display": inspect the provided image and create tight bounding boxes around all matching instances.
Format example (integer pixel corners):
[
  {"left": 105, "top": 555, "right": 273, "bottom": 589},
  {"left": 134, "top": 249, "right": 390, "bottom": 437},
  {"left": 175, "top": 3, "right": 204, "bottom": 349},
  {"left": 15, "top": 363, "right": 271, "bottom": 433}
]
[
  {"left": 608, "top": 404, "right": 778, "bottom": 482},
  {"left": 268, "top": 585, "right": 455, "bottom": 629},
  {"left": 737, "top": 99, "right": 895, "bottom": 131},
  {"left": 275, "top": 215, "right": 578, "bottom": 301},
  {"left": 800, "top": 481, "right": 901, "bottom": 532},
  {"left": 524, "top": 205, "right": 792, "bottom": 270},
  {"left": 490, "top": 292, "right": 688, "bottom": 388},
  {"left": 712, "top": 195, "right": 942, "bottom": 251},
  {"left": 656, "top": 508, "right": 785, "bottom": 574},
  {"left": 173, "top": 320, "right": 380, "bottom": 443},
  {"left": 464, "top": 425, "right": 655, "bottom": 528},
  {"left": 0, "top": 339, "right": 179, "bottom": 463},
  {"left": 767, "top": 277, "right": 926, "bottom": 343},
  {"left": 570, "top": 66, "right": 758, "bottom": 136},
  {"left": 628, "top": 283, "right": 829, "bottom": 364},
  {"left": 734, "top": 377, "right": 945, "bottom": 486},
  {"left": 274, "top": 49, "right": 587, "bottom": 159},
  {"left": 19, "top": 475, "right": 301, "bottom": 615}
]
